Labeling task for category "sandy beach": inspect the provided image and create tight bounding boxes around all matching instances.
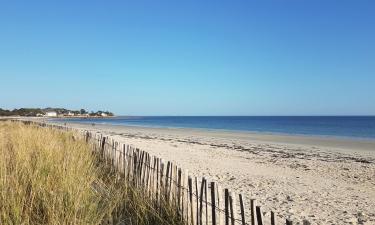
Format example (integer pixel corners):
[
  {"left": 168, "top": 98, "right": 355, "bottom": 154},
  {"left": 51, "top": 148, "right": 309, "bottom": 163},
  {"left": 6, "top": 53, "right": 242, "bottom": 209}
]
[{"left": 46, "top": 121, "right": 375, "bottom": 224}]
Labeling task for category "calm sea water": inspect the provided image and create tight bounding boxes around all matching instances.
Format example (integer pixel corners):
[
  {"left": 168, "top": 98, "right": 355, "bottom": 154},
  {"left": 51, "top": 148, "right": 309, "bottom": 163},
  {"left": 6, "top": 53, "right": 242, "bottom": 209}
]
[{"left": 55, "top": 116, "right": 375, "bottom": 140}]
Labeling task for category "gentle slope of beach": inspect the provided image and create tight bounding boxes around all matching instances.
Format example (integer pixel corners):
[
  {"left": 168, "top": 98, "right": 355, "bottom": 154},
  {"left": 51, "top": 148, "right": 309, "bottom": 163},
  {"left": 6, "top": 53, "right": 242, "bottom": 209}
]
[{"left": 48, "top": 121, "right": 375, "bottom": 224}]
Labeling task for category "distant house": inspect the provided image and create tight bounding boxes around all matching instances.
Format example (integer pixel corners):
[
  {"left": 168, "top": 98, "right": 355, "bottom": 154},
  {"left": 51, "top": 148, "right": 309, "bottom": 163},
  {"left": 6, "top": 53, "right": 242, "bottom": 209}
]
[
  {"left": 45, "top": 111, "right": 57, "bottom": 117},
  {"left": 67, "top": 111, "right": 75, "bottom": 116},
  {"left": 101, "top": 112, "right": 108, "bottom": 117}
]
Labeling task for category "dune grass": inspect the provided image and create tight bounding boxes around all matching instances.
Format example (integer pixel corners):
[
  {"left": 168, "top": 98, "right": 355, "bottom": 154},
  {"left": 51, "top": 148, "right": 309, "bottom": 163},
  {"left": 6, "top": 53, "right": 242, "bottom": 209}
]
[{"left": 0, "top": 121, "right": 182, "bottom": 225}]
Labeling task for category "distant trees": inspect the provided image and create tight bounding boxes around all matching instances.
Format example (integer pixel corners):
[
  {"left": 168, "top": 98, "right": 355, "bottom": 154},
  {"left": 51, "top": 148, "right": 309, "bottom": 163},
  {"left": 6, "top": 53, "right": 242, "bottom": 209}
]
[
  {"left": 0, "top": 108, "right": 11, "bottom": 116},
  {"left": 0, "top": 108, "right": 114, "bottom": 117},
  {"left": 88, "top": 110, "right": 113, "bottom": 117},
  {"left": 0, "top": 108, "right": 43, "bottom": 116}
]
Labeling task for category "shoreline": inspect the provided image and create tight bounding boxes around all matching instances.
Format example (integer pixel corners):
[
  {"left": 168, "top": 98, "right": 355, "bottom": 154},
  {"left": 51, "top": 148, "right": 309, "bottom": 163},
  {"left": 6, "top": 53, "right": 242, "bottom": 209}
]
[
  {"left": 58, "top": 119, "right": 375, "bottom": 140},
  {"left": 53, "top": 120, "right": 375, "bottom": 153}
]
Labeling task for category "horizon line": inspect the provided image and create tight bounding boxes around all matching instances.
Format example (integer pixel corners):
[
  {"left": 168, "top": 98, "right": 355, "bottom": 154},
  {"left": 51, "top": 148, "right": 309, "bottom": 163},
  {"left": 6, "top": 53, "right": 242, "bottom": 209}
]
[{"left": 114, "top": 115, "right": 375, "bottom": 117}]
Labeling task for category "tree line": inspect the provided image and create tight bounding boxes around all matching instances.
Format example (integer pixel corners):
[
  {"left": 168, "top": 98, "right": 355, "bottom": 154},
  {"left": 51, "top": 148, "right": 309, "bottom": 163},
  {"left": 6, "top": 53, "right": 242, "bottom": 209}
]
[{"left": 0, "top": 108, "right": 114, "bottom": 117}]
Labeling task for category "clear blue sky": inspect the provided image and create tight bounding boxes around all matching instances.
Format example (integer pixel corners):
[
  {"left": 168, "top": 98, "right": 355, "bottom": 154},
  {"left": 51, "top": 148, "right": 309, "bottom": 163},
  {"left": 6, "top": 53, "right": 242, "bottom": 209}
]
[{"left": 0, "top": 0, "right": 374, "bottom": 116}]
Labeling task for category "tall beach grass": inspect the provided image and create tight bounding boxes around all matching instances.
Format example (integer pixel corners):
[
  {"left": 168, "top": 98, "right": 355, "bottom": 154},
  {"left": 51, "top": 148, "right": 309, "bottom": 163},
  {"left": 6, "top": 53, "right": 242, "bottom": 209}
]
[{"left": 0, "top": 121, "right": 181, "bottom": 225}]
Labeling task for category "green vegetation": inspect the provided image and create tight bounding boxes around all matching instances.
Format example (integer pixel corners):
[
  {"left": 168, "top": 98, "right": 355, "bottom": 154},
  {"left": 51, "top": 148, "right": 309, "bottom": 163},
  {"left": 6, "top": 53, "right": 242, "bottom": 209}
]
[
  {"left": 0, "top": 108, "right": 114, "bottom": 117},
  {"left": 0, "top": 122, "right": 180, "bottom": 225},
  {"left": 88, "top": 110, "right": 114, "bottom": 117},
  {"left": 0, "top": 108, "right": 44, "bottom": 117}
]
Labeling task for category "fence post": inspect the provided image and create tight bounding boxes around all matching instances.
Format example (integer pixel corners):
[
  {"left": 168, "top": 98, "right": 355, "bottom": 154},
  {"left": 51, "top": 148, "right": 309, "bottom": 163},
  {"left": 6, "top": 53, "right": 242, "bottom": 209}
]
[
  {"left": 229, "top": 191, "right": 236, "bottom": 225},
  {"left": 250, "top": 199, "right": 255, "bottom": 225},
  {"left": 85, "top": 131, "right": 89, "bottom": 143},
  {"left": 239, "top": 194, "right": 246, "bottom": 225},
  {"left": 122, "top": 144, "right": 127, "bottom": 178},
  {"left": 271, "top": 211, "right": 275, "bottom": 225},
  {"left": 156, "top": 158, "right": 160, "bottom": 209},
  {"left": 205, "top": 178, "right": 208, "bottom": 225},
  {"left": 165, "top": 162, "right": 171, "bottom": 201},
  {"left": 177, "top": 168, "right": 182, "bottom": 220},
  {"left": 188, "top": 176, "right": 195, "bottom": 225},
  {"left": 225, "top": 189, "right": 229, "bottom": 225},
  {"left": 183, "top": 169, "right": 189, "bottom": 223},
  {"left": 211, "top": 182, "right": 217, "bottom": 225},
  {"left": 101, "top": 137, "right": 106, "bottom": 160},
  {"left": 256, "top": 206, "right": 263, "bottom": 225},
  {"left": 199, "top": 177, "right": 206, "bottom": 225},
  {"left": 195, "top": 177, "right": 199, "bottom": 225},
  {"left": 216, "top": 184, "right": 223, "bottom": 225}
]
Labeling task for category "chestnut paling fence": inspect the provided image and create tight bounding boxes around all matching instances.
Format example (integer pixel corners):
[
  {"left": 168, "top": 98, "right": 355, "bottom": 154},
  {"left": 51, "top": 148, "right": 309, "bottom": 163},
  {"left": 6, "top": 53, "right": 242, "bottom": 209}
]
[{"left": 21, "top": 120, "right": 311, "bottom": 225}]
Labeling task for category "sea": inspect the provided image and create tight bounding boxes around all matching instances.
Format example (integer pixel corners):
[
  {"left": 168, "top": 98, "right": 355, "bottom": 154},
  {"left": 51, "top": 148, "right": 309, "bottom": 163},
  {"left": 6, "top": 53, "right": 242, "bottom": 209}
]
[{"left": 54, "top": 116, "right": 375, "bottom": 140}]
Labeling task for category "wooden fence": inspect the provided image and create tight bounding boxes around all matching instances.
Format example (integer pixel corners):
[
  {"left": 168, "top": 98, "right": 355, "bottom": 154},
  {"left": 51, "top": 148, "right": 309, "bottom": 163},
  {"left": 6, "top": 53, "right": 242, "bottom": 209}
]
[{"left": 17, "top": 120, "right": 311, "bottom": 225}]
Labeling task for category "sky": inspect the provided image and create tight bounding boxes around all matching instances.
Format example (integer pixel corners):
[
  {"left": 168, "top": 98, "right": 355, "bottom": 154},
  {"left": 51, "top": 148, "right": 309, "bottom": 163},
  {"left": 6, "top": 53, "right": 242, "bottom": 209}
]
[{"left": 0, "top": 0, "right": 374, "bottom": 116}]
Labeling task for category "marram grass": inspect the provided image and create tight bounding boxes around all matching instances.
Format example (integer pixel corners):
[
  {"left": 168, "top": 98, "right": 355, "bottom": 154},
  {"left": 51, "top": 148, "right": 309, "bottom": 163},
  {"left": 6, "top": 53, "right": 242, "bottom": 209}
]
[{"left": 0, "top": 121, "right": 181, "bottom": 225}]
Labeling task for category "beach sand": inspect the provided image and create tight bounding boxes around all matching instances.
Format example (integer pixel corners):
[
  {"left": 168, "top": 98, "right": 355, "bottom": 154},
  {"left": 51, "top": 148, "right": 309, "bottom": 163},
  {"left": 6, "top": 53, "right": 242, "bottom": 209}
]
[{"left": 48, "top": 121, "right": 375, "bottom": 224}]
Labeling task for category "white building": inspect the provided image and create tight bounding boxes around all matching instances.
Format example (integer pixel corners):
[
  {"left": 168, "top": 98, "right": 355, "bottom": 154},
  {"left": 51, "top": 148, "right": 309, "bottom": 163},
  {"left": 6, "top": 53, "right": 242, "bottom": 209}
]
[
  {"left": 45, "top": 111, "right": 57, "bottom": 117},
  {"left": 101, "top": 112, "right": 108, "bottom": 117}
]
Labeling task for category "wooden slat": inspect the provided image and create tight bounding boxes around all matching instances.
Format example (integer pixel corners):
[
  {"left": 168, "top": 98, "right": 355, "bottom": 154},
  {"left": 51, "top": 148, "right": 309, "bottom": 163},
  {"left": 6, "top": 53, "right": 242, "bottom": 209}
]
[
  {"left": 216, "top": 184, "right": 222, "bottom": 225},
  {"left": 111, "top": 139, "right": 115, "bottom": 167},
  {"left": 169, "top": 163, "right": 174, "bottom": 203},
  {"left": 229, "top": 191, "right": 235, "bottom": 225},
  {"left": 127, "top": 145, "right": 131, "bottom": 183},
  {"left": 199, "top": 177, "right": 206, "bottom": 225},
  {"left": 149, "top": 155, "right": 153, "bottom": 198},
  {"left": 145, "top": 154, "right": 150, "bottom": 195},
  {"left": 177, "top": 168, "right": 182, "bottom": 220},
  {"left": 256, "top": 206, "right": 263, "bottom": 225},
  {"left": 122, "top": 144, "right": 126, "bottom": 177},
  {"left": 183, "top": 170, "right": 189, "bottom": 223},
  {"left": 205, "top": 178, "right": 208, "bottom": 225},
  {"left": 174, "top": 165, "right": 178, "bottom": 206},
  {"left": 160, "top": 160, "right": 165, "bottom": 210},
  {"left": 195, "top": 177, "right": 199, "bottom": 225},
  {"left": 115, "top": 141, "right": 118, "bottom": 171},
  {"left": 85, "top": 131, "right": 89, "bottom": 142},
  {"left": 210, "top": 182, "right": 217, "bottom": 225},
  {"left": 250, "top": 199, "right": 255, "bottom": 225},
  {"left": 139, "top": 150, "right": 144, "bottom": 186},
  {"left": 271, "top": 211, "right": 275, "bottom": 225},
  {"left": 101, "top": 137, "right": 106, "bottom": 159},
  {"left": 151, "top": 156, "right": 156, "bottom": 199},
  {"left": 165, "top": 161, "right": 171, "bottom": 200},
  {"left": 188, "top": 176, "right": 195, "bottom": 225},
  {"left": 156, "top": 157, "right": 160, "bottom": 207},
  {"left": 239, "top": 194, "right": 246, "bottom": 225},
  {"left": 224, "top": 189, "right": 229, "bottom": 225},
  {"left": 140, "top": 151, "right": 145, "bottom": 186},
  {"left": 133, "top": 149, "right": 138, "bottom": 187}
]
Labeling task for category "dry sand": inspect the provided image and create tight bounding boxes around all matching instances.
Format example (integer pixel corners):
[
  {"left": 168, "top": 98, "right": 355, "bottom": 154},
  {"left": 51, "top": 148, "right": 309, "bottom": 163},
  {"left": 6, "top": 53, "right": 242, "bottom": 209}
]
[{"left": 46, "top": 121, "right": 375, "bottom": 224}]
